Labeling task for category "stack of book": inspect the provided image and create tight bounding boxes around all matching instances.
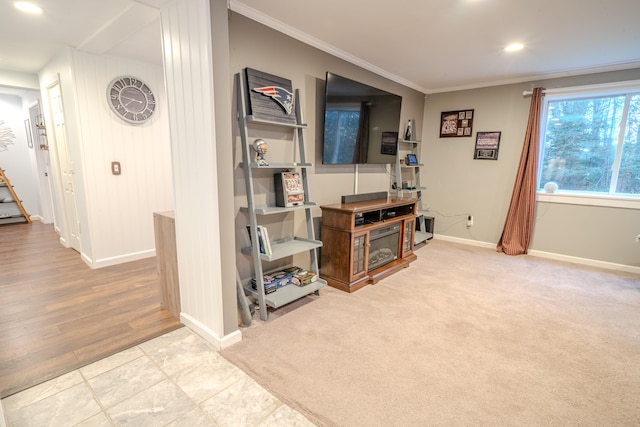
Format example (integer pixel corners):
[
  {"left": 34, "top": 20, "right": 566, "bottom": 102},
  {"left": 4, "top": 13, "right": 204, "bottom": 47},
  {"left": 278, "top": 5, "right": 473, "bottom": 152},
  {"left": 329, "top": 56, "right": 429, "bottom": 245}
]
[{"left": 246, "top": 225, "right": 273, "bottom": 256}]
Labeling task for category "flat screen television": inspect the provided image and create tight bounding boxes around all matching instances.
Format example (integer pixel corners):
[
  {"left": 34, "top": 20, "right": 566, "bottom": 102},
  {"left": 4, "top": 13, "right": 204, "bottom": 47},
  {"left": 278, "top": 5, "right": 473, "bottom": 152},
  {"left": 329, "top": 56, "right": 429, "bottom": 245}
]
[{"left": 322, "top": 72, "right": 402, "bottom": 165}]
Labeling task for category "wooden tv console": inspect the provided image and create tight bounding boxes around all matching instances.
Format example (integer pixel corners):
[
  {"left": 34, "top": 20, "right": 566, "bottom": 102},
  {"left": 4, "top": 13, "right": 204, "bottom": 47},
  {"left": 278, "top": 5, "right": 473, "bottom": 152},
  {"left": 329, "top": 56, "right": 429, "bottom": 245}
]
[{"left": 320, "top": 197, "right": 418, "bottom": 293}]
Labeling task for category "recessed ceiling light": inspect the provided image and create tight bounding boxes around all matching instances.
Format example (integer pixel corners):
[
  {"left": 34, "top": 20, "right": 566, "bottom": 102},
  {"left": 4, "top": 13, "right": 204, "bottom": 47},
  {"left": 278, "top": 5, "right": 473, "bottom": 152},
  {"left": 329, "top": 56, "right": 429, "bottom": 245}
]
[
  {"left": 504, "top": 43, "right": 524, "bottom": 52},
  {"left": 14, "top": 1, "right": 43, "bottom": 14}
]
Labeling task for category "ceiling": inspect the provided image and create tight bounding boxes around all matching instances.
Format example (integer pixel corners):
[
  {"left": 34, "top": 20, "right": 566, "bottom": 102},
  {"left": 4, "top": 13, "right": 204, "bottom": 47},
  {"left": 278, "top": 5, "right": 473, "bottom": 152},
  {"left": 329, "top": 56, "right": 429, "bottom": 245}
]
[{"left": 1, "top": 0, "right": 640, "bottom": 95}]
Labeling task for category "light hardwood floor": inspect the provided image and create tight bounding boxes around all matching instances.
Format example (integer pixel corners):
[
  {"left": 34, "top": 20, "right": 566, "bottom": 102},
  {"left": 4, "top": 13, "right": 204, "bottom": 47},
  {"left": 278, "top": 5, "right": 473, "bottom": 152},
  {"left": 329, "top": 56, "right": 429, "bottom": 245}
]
[{"left": 0, "top": 222, "right": 182, "bottom": 398}]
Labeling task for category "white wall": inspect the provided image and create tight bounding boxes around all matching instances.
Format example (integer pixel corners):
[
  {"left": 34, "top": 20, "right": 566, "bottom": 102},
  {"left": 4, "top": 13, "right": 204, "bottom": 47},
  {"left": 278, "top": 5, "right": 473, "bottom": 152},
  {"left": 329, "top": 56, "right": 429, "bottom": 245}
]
[
  {"left": 160, "top": 0, "right": 239, "bottom": 347},
  {"left": 38, "top": 48, "right": 174, "bottom": 267},
  {"left": 0, "top": 94, "right": 39, "bottom": 217},
  {"left": 70, "top": 50, "right": 173, "bottom": 267},
  {"left": 0, "top": 70, "right": 39, "bottom": 90},
  {"left": 422, "top": 69, "right": 640, "bottom": 269}
]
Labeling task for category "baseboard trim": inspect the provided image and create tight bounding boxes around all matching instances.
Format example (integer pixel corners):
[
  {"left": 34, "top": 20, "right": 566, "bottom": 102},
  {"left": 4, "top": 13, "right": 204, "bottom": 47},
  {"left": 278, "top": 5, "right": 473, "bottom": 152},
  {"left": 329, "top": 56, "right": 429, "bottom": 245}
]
[
  {"left": 180, "top": 313, "right": 243, "bottom": 350},
  {"left": 433, "top": 234, "right": 640, "bottom": 274},
  {"left": 58, "top": 236, "right": 69, "bottom": 248},
  {"left": 433, "top": 234, "right": 495, "bottom": 249},
  {"left": 84, "top": 249, "right": 156, "bottom": 269},
  {"left": 527, "top": 249, "right": 640, "bottom": 275}
]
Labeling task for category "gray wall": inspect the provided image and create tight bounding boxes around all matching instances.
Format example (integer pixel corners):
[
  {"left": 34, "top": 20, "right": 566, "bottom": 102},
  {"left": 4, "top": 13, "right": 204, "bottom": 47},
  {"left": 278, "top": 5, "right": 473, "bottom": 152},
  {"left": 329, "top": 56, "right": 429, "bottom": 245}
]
[
  {"left": 422, "top": 69, "right": 640, "bottom": 268},
  {"left": 229, "top": 13, "right": 426, "bottom": 279},
  {"left": 227, "top": 12, "right": 638, "bottom": 271}
]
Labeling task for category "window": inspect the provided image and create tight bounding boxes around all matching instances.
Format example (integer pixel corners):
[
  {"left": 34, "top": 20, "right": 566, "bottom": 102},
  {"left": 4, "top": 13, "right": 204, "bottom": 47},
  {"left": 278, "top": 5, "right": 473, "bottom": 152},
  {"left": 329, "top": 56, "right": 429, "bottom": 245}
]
[{"left": 538, "top": 81, "right": 640, "bottom": 200}]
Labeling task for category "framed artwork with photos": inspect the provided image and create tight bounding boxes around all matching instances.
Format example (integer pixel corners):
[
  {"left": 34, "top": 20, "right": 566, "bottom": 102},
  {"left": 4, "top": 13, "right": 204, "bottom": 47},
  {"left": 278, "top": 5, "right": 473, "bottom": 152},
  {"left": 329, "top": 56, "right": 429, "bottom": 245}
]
[
  {"left": 474, "top": 131, "right": 501, "bottom": 160},
  {"left": 440, "top": 109, "right": 474, "bottom": 138}
]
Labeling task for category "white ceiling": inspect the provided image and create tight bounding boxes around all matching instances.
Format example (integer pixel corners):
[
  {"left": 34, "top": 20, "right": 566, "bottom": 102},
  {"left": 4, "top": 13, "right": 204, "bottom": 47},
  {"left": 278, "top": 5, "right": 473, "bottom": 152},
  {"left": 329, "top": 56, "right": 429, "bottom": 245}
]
[{"left": 1, "top": 0, "right": 640, "bottom": 95}]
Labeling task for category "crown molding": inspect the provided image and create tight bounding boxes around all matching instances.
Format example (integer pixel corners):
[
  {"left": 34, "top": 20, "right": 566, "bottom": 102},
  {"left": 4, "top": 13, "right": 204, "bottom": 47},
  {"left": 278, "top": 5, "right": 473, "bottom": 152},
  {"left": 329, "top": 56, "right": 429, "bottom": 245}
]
[{"left": 228, "top": 0, "right": 428, "bottom": 94}]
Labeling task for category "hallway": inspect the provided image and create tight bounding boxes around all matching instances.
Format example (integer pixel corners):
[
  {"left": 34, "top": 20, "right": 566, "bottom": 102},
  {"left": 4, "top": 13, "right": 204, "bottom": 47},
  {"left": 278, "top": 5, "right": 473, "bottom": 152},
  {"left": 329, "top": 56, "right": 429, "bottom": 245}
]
[{"left": 0, "top": 222, "right": 181, "bottom": 398}]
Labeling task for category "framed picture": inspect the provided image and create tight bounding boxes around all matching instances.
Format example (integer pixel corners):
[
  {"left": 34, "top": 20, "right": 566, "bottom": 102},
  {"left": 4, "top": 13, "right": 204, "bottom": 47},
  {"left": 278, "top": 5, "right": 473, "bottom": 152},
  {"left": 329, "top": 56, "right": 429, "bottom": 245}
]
[
  {"left": 380, "top": 131, "right": 398, "bottom": 155},
  {"left": 474, "top": 131, "right": 501, "bottom": 160},
  {"left": 440, "top": 109, "right": 474, "bottom": 138}
]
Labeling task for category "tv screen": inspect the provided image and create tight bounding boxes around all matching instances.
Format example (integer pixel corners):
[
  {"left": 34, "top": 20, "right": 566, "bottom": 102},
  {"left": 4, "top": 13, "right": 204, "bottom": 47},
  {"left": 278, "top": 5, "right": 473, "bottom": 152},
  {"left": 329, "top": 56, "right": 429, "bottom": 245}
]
[{"left": 322, "top": 72, "right": 402, "bottom": 165}]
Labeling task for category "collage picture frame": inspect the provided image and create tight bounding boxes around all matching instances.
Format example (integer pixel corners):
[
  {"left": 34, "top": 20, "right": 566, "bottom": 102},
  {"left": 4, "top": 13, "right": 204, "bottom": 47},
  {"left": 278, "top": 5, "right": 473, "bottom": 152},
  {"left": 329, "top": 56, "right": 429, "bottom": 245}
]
[{"left": 440, "top": 109, "right": 474, "bottom": 138}]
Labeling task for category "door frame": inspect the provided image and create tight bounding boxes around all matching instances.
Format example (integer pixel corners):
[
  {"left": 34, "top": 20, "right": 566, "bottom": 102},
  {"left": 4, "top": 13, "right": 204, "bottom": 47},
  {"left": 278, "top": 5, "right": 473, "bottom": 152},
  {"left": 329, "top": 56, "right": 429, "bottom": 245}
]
[{"left": 46, "top": 78, "right": 81, "bottom": 252}]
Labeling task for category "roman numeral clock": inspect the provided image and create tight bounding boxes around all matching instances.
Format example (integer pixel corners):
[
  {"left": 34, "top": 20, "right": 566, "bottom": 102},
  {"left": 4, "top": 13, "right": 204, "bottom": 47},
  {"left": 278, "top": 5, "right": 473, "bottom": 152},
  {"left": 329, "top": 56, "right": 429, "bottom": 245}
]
[{"left": 107, "top": 76, "right": 156, "bottom": 124}]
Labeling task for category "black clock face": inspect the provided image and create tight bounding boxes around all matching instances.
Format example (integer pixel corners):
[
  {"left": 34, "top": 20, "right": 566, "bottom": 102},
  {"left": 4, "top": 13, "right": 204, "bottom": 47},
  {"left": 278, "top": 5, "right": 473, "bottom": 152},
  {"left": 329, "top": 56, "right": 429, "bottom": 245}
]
[{"left": 107, "top": 76, "right": 156, "bottom": 124}]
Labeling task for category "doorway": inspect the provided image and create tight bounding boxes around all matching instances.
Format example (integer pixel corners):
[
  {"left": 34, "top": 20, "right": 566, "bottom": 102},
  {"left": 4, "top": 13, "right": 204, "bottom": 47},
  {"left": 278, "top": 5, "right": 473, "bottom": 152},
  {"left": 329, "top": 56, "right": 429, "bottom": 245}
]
[{"left": 46, "top": 80, "right": 81, "bottom": 252}]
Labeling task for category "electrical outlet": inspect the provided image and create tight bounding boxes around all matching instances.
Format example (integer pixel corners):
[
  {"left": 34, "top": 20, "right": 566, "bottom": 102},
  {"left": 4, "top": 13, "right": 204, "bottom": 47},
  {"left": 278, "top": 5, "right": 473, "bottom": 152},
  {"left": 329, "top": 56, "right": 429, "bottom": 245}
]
[{"left": 467, "top": 215, "right": 473, "bottom": 227}]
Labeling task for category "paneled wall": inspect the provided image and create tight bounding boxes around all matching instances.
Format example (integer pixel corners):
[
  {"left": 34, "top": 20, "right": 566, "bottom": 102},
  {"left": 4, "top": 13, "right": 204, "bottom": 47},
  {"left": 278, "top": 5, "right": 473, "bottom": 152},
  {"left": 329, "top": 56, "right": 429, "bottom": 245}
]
[
  {"left": 38, "top": 48, "right": 174, "bottom": 267},
  {"left": 70, "top": 51, "right": 173, "bottom": 266},
  {"left": 161, "top": 0, "right": 239, "bottom": 346}
]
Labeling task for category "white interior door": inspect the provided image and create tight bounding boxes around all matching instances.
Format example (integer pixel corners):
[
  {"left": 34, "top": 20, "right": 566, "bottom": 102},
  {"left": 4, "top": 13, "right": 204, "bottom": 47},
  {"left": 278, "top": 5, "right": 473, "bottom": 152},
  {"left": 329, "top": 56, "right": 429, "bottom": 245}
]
[{"left": 48, "top": 82, "right": 81, "bottom": 252}]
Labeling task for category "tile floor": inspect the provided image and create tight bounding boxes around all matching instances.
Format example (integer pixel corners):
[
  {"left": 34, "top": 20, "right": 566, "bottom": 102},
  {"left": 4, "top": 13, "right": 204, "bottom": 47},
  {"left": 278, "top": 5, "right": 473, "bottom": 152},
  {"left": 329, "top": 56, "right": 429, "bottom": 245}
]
[{"left": 1, "top": 327, "right": 314, "bottom": 427}]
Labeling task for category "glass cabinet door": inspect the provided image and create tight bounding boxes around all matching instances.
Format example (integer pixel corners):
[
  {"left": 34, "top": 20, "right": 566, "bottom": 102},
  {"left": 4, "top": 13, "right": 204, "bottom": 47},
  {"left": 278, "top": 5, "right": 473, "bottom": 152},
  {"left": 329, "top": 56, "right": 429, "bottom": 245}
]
[
  {"left": 403, "top": 219, "right": 414, "bottom": 256},
  {"left": 351, "top": 233, "right": 367, "bottom": 279}
]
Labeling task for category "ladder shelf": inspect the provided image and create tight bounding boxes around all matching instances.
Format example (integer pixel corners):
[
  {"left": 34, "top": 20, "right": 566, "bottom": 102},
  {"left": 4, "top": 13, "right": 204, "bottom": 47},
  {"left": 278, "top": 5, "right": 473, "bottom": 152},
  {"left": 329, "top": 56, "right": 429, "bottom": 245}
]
[
  {"left": 235, "top": 71, "right": 325, "bottom": 321},
  {"left": 0, "top": 168, "right": 31, "bottom": 225},
  {"left": 394, "top": 121, "right": 430, "bottom": 245}
]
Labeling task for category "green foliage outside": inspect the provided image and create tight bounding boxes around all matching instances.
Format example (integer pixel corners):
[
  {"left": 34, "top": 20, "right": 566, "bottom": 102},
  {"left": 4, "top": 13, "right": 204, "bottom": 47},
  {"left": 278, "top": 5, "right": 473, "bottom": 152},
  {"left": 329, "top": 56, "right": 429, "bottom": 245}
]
[{"left": 539, "top": 94, "right": 640, "bottom": 195}]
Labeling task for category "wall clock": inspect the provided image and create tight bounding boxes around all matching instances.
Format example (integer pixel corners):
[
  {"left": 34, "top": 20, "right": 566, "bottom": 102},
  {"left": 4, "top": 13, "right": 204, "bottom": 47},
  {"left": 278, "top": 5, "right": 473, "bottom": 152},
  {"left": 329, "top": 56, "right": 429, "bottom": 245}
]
[{"left": 107, "top": 76, "right": 156, "bottom": 124}]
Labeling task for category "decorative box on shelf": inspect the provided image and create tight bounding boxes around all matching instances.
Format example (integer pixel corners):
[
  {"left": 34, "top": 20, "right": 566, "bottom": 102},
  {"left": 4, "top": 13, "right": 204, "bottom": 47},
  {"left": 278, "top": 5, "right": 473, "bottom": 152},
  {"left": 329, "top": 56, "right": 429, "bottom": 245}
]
[{"left": 274, "top": 171, "right": 304, "bottom": 207}]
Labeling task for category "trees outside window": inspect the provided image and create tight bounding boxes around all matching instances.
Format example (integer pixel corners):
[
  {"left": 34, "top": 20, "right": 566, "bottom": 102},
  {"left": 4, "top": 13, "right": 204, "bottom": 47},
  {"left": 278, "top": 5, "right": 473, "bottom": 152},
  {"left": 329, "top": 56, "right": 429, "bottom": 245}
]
[{"left": 539, "top": 85, "right": 640, "bottom": 196}]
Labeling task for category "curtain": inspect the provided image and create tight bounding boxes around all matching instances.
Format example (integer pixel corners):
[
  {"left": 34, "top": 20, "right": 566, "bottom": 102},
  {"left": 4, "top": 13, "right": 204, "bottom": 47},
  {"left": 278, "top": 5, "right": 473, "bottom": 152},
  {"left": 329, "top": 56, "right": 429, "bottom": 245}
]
[{"left": 497, "top": 87, "right": 544, "bottom": 255}]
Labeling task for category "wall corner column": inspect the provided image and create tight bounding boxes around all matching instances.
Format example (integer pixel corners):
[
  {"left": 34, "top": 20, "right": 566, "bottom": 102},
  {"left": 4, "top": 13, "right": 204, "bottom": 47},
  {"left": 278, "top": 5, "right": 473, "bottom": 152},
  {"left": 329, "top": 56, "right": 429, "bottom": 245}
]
[{"left": 160, "top": 0, "right": 239, "bottom": 348}]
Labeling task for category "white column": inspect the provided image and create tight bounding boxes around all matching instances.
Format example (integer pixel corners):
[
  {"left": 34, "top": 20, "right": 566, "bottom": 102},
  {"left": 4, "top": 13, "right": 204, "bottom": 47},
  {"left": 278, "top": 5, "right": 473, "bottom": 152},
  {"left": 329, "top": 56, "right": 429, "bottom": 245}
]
[{"left": 160, "top": 0, "right": 240, "bottom": 348}]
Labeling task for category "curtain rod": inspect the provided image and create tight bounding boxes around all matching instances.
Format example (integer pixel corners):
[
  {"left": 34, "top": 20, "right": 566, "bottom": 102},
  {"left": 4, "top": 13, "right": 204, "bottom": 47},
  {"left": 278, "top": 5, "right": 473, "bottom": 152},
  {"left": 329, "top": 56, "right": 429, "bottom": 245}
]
[
  {"left": 523, "top": 80, "right": 640, "bottom": 98},
  {"left": 522, "top": 89, "right": 546, "bottom": 98}
]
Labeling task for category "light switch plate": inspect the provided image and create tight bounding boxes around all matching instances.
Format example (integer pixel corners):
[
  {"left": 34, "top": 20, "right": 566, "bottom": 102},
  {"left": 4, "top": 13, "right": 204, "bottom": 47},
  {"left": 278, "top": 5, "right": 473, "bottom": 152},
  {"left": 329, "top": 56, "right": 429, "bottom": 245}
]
[{"left": 111, "top": 161, "right": 121, "bottom": 175}]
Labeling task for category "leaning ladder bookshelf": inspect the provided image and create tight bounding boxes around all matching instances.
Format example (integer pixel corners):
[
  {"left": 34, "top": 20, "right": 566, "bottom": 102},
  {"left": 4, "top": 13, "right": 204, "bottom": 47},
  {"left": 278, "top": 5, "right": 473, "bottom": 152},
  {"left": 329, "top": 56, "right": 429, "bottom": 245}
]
[
  {"left": 235, "top": 72, "right": 326, "bottom": 321},
  {"left": 0, "top": 168, "right": 31, "bottom": 225},
  {"left": 394, "top": 134, "right": 432, "bottom": 245}
]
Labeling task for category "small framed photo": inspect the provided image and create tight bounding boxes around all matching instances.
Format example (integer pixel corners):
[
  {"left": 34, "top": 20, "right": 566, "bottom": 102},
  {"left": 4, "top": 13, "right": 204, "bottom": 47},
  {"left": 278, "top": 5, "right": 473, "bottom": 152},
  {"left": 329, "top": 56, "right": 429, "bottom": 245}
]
[
  {"left": 440, "top": 109, "right": 474, "bottom": 138},
  {"left": 474, "top": 131, "right": 501, "bottom": 160},
  {"left": 380, "top": 131, "right": 398, "bottom": 155}
]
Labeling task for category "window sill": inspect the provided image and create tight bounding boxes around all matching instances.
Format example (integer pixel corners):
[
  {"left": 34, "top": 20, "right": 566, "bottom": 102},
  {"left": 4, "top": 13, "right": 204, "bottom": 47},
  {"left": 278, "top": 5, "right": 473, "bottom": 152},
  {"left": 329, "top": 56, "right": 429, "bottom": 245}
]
[{"left": 536, "top": 192, "right": 639, "bottom": 209}]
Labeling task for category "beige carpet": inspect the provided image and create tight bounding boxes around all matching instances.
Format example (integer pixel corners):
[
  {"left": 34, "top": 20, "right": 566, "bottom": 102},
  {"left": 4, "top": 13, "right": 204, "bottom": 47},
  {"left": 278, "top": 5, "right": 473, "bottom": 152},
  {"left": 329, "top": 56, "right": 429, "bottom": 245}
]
[{"left": 222, "top": 240, "right": 640, "bottom": 426}]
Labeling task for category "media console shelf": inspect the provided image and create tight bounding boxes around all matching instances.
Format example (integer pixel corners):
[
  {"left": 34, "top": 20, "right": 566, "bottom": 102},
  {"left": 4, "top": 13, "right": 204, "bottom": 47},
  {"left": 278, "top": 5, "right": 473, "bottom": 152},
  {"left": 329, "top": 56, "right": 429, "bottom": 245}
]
[{"left": 320, "top": 196, "right": 418, "bottom": 293}]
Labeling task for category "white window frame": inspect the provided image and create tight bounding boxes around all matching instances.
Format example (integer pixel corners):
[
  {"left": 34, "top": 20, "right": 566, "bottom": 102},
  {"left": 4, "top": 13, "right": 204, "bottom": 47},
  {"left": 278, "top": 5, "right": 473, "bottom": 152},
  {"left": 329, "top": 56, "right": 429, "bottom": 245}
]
[{"left": 537, "top": 80, "right": 640, "bottom": 209}]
